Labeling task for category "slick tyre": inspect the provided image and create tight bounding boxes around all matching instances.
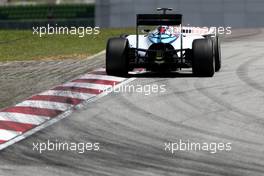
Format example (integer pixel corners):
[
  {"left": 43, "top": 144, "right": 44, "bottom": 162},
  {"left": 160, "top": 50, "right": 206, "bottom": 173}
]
[
  {"left": 106, "top": 37, "right": 129, "bottom": 76},
  {"left": 192, "top": 39, "right": 215, "bottom": 77},
  {"left": 213, "top": 36, "right": 221, "bottom": 72}
]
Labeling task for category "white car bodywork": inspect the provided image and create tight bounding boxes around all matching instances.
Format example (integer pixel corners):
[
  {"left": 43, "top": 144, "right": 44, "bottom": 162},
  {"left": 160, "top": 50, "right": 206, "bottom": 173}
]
[
  {"left": 126, "top": 26, "right": 214, "bottom": 57},
  {"left": 127, "top": 34, "right": 204, "bottom": 50}
]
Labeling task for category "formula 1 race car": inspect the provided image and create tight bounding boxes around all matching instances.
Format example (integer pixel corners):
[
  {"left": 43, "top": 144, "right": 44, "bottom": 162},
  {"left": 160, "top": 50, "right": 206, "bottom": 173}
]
[{"left": 106, "top": 8, "right": 221, "bottom": 77}]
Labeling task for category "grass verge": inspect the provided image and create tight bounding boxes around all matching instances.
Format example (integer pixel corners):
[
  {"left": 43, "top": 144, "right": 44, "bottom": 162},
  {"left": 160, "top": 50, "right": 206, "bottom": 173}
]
[{"left": 0, "top": 28, "right": 134, "bottom": 61}]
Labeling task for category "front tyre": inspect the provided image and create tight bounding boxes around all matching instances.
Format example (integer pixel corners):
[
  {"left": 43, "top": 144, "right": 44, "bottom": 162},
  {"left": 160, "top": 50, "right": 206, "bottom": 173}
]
[
  {"left": 192, "top": 39, "right": 215, "bottom": 77},
  {"left": 106, "top": 37, "right": 129, "bottom": 76}
]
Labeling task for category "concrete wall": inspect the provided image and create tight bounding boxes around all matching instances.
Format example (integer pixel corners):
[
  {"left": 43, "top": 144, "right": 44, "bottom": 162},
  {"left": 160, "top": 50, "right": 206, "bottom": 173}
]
[{"left": 96, "top": 0, "right": 264, "bottom": 28}]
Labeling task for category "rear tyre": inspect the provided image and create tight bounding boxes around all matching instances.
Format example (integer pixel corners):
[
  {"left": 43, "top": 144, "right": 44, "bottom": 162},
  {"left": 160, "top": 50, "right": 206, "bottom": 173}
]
[
  {"left": 106, "top": 37, "right": 129, "bottom": 76},
  {"left": 213, "top": 36, "right": 221, "bottom": 72},
  {"left": 192, "top": 39, "right": 215, "bottom": 77}
]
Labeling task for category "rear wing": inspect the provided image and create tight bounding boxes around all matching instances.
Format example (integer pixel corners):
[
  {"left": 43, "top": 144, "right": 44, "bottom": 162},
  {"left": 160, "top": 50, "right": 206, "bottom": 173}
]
[{"left": 137, "top": 14, "right": 182, "bottom": 26}]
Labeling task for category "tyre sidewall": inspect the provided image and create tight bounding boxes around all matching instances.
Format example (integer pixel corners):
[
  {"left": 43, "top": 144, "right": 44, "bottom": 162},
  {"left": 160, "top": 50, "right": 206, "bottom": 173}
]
[
  {"left": 106, "top": 38, "right": 129, "bottom": 76},
  {"left": 192, "top": 38, "right": 215, "bottom": 77}
]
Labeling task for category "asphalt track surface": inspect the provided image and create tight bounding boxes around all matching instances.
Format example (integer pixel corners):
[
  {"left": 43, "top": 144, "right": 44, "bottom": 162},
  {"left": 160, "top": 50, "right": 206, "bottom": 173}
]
[{"left": 0, "top": 29, "right": 264, "bottom": 176}]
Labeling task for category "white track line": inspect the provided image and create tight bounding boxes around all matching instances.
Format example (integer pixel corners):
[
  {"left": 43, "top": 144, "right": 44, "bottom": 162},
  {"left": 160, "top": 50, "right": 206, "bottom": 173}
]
[
  {"left": 129, "top": 69, "right": 147, "bottom": 75},
  {"left": 39, "top": 90, "right": 95, "bottom": 100},
  {"left": 0, "top": 112, "right": 49, "bottom": 125},
  {"left": 0, "top": 129, "right": 22, "bottom": 141},
  {"left": 92, "top": 67, "right": 106, "bottom": 72},
  {"left": 62, "top": 82, "right": 111, "bottom": 90},
  {"left": 80, "top": 74, "right": 126, "bottom": 82},
  {"left": 15, "top": 100, "right": 72, "bottom": 111}
]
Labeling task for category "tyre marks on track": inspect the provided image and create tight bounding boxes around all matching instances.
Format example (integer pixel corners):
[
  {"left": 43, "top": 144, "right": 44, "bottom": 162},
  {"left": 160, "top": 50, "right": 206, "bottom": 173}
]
[
  {"left": 236, "top": 54, "right": 264, "bottom": 93},
  {"left": 115, "top": 91, "right": 264, "bottom": 175},
  {"left": 118, "top": 89, "right": 259, "bottom": 146}
]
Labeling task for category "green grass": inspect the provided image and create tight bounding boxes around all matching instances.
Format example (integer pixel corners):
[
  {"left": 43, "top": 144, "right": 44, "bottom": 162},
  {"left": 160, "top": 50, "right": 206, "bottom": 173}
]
[{"left": 0, "top": 28, "right": 135, "bottom": 61}]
